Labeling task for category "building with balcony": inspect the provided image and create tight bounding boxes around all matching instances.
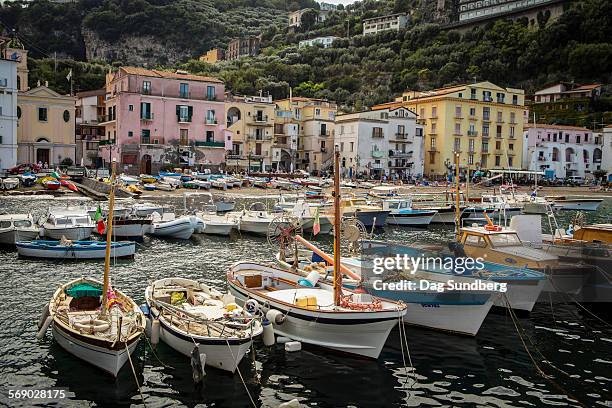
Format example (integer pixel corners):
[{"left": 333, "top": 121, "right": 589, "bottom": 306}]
[
  {"left": 225, "top": 93, "right": 275, "bottom": 172},
  {"left": 199, "top": 48, "right": 225, "bottom": 64},
  {"left": 226, "top": 37, "right": 260, "bottom": 61},
  {"left": 603, "top": 127, "right": 612, "bottom": 181},
  {"left": 373, "top": 81, "right": 525, "bottom": 179},
  {"left": 362, "top": 13, "right": 409, "bottom": 35},
  {"left": 100, "top": 66, "right": 226, "bottom": 175},
  {"left": 0, "top": 39, "right": 20, "bottom": 170},
  {"left": 288, "top": 8, "right": 331, "bottom": 29},
  {"left": 275, "top": 97, "right": 336, "bottom": 174},
  {"left": 533, "top": 82, "right": 602, "bottom": 103},
  {"left": 298, "top": 36, "right": 339, "bottom": 49},
  {"left": 335, "top": 107, "right": 422, "bottom": 179},
  {"left": 75, "top": 89, "right": 106, "bottom": 167},
  {"left": 522, "top": 124, "right": 603, "bottom": 180},
  {"left": 454, "top": 0, "right": 567, "bottom": 28}
]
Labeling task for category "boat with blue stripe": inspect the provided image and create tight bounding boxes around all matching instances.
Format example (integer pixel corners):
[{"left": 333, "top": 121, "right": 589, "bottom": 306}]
[{"left": 16, "top": 240, "right": 136, "bottom": 259}]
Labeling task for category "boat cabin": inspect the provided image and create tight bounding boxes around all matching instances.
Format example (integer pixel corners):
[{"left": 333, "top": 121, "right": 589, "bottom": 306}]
[{"left": 459, "top": 225, "right": 558, "bottom": 269}]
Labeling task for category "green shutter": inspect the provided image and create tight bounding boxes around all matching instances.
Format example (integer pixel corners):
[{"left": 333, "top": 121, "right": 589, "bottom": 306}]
[{"left": 188, "top": 106, "right": 193, "bottom": 122}]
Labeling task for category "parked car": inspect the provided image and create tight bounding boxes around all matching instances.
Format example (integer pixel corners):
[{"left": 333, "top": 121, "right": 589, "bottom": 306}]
[{"left": 8, "top": 163, "right": 41, "bottom": 175}]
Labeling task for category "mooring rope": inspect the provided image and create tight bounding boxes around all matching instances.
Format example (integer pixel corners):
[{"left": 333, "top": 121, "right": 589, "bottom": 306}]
[{"left": 125, "top": 342, "right": 147, "bottom": 408}]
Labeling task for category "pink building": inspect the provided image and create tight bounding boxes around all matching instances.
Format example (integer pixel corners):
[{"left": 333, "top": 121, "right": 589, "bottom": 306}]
[{"left": 100, "top": 67, "right": 228, "bottom": 174}]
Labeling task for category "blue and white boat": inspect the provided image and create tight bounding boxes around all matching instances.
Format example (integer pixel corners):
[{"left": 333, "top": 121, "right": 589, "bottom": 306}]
[
  {"left": 363, "top": 241, "right": 546, "bottom": 313},
  {"left": 16, "top": 240, "right": 136, "bottom": 259},
  {"left": 382, "top": 198, "right": 437, "bottom": 226}
]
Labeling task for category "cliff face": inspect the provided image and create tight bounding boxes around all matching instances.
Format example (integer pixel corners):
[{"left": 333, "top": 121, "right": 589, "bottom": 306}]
[{"left": 82, "top": 28, "right": 192, "bottom": 66}]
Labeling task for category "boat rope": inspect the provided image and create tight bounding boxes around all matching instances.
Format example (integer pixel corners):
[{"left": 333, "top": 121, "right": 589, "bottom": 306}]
[
  {"left": 545, "top": 275, "right": 611, "bottom": 328},
  {"left": 502, "top": 294, "right": 587, "bottom": 408},
  {"left": 143, "top": 332, "right": 174, "bottom": 369},
  {"left": 224, "top": 338, "right": 257, "bottom": 408},
  {"left": 125, "top": 342, "right": 147, "bottom": 408}
]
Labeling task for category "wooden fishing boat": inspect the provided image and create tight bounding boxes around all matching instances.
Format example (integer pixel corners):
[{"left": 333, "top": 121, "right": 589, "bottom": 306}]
[
  {"left": 37, "top": 162, "right": 145, "bottom": 376},
  {"left": 227, "top": 148, "right": 407, "bottom": 358},
  {"left": 144, "top": 277, "right": 262, "bottom": 373}
]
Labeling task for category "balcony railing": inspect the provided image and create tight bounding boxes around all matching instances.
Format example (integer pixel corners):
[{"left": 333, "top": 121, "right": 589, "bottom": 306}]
[
  {"left": 141, "top": 114, "right": 154, "bottom": 121},
  {"left": 416, "top": 119, "right": 426, "bottom": 125},
  {"left": 252, "top": 115, "right": 269, "bottom": 123},
  {"left": 195, "top": 141, "right": 225, "bottom": 148},
  {"left": 467, "top": 130, "right": 478, "bottom": 136},
  {"left": 392, "top": 133, "right": 408, "bottom": 140},
  {"left": 320, "top": 130, "right": 331, "bottom": 137},
  {"left": 389, "top": 150, "right": 412, "bottom": 158},
  {"left": 371, "top": 150, "right": 384, "bottom": 158},
  {"left": 482, "top": 115, "right": 491, "bottom": 122},
  {"left": 205, "top": 118, "right": 218, "bottom": 125}
]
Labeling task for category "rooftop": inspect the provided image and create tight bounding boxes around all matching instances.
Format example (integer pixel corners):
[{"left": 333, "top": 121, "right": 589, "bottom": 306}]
[
  {"left": 524, "top": 123, "right": 592, "bottom": 132},
  {"left": 118, "top": 66, "right": 223, "bottom": 84}
]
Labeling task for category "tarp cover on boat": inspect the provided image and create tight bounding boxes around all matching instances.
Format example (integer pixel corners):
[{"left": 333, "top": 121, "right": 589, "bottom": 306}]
[{"left": 66, "top": 283, "right": 103, "bottom": 298}]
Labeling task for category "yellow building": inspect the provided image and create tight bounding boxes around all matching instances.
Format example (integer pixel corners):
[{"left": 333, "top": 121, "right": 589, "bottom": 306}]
[
  {"left": 373, "top": 81, "right": 525, "bottom": 177},
  {"left": 199, "top": 48, "right": 225, "bottom": 64},
  {"left": 275, "top": 97, "right": 337, "bottom": 173},
  {"left": 225, "top": 94, "right": 275, "bottom": 171},
  {"left": 17, "top": 85, "right": 76, "bottom": 166}
]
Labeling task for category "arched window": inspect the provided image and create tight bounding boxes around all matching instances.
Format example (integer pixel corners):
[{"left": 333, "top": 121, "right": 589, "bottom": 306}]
[{"left": 36, "top": 138, "right": 50, "bottom": 143}]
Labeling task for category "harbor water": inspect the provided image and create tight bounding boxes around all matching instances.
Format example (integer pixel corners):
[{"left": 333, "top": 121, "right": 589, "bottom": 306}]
[{"left": 1, "top": 194, "right": 610, "bottom": 407}]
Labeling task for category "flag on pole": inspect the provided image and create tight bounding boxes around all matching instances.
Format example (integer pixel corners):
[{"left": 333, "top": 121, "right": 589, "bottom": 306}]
[
  {"left": 93, "top": 204, "right": 105, "bottom": 234},
  {"left": 313, "top": 207, "right": 320, "bottom": 236},
  {"left": 66, "top": 69, "right": 72, "bottom": 82}
]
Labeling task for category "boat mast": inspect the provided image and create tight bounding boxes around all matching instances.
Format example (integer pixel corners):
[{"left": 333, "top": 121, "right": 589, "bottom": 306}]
[
  {"left": 455, "top": 152, "right": 461, "bottom": 241},
  {"left": 101, "top": 160, "right": 116, "bottom": 314},
  {"left": 333, "top": 146, "right": 342, "bottom": 306}
]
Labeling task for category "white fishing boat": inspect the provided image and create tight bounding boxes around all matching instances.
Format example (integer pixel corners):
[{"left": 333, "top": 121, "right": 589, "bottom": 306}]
[
  {"left": 1, "top": 177, "right": 19, "bottom": 190},
  {"left": 228, "top": 262, "right": 406, "bottom": 358},
  {"left": 288, "top": 200, "right": 333, "bottom": 235},
  {"left": 118, "top": 174, "right": 139, "bottom": 186},
  {"left": 132, "top": 203, "right": 171, "bottom": 217},
  {"left": 228, "top": 148, "right": 407, "bottom": 358},
  {"left": 144, "top": 277, "right": 262, "bottom": 373},
  {"left": 231, "top": 202, "right": 276, "bottom": 235},
  {"left": 17, "top": 239, "right": 135, "bottom": 259},
  {"left": 0, "top": 213, "right": 40, "bottom": 244},
  {"left": 381, "top": 198, "right": 437, "bottom": 226},
  {"left": 195, "top": 206, "right": 237, "bottom": 236},
  {"left": 210, "top": 178, "right": 228, "bottom": 190},
  {"left": 183, "top": 180, "right": 211, "bottom": 190},
  {"left": 548, "top": 196, "right": 603, "bottom": 211},
  {"left": 41, "top": 209, "right": 95, "bottom": 241},
  {"left": 37, "top": 162, "right": 145, "bottom": 377},
  {"left": 151, "top": 213, "right": 196, "bottom": 240},
  {"left": 273, "top": 179, "right": 299, "bottom": 190}
]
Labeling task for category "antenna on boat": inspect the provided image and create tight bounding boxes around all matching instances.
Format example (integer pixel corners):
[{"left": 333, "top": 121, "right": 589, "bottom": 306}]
[
  {"left": 101, "top": 159, "right": 117, "bottom": 316},
  {"left": 333, "top": 145, "right": 342, "bottom": 306}
]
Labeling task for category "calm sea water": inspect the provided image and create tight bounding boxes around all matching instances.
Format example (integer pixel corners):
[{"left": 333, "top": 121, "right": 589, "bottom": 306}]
[{"left": 0, "top": 193, "right": 610, "bottom": 407}]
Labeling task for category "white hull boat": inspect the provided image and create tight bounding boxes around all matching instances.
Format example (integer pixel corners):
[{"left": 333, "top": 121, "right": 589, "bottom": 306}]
[
  {"left": 0, "top": 214, "right": 40, "bottom": 244},
  {"left": 104, "top": 218, "right": 152, "bottom": 238},
  {"left": 151, "top": 215, "right": 195, "bottom": 240},
  {"left": 216, "top": 200, "right": 236, "bottom": 213},
  {"left": 17, "top": 240, "right": 135, "bottom": 259},
  {"left": 1, "top": 177, "right": 19, "bottom": 190},
  {"left": 145, "top": 277, "right": 262, "bottom": 373},
  {"left": 228, "top": 262, "right": 406, "bottom": 359},
  {"left": 41, "top": 209, "right": 95, "bottom": 241},
  {"left": 195, "top": 210, "right": 237, "bottom": 236},
  {"left": 45, "top": 277, "right": 145, "bottom": 376},
  {"left": 552, "top": 198, "right": 603, "bottom": 211}
]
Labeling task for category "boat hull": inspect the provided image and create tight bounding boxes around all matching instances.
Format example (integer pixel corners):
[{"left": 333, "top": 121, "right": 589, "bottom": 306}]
[
  {"left": 387, "top": 211, "right": 436, "bottom": 226},
  {"left": 349, "top": 211, "right": 389, "bottom": 228},
  {"left": 215, "top": 202, "right": 235, "bottom": 213},
  {"left": 554, "top": 200, "right": 602, "bottom": 211},
  {"left": 0, "top": 229, "right": 39, "bottom": 245},
  {"left": 17, "top": 241, "right": 136, "bottom": 259},
  {"left": 151, "top": 219, "right": 194, "bottom": 240},
  {"left": 148, "top": 316, "right": 253, "bottom": 373},
  {"left": 229, "top": 283, "right": 399, "bottom": 359},
  {"left": 492, "top": 279, "right": 545, "bottom": 312},
  {"left": 202, "top": 222, "right": 234, "bottom": 236},
  {"left": 237, "top": 219, "right": 271, "bottom": 235},
  {"left": 43, "top": 226, "right": 92, "bottom": 241},
  {"left": 52, "top": 323, "right": 140, "bottom": 377}
]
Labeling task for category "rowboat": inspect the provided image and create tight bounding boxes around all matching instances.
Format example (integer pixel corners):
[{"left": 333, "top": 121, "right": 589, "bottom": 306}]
[
  {"left": 42, "top": 178, "right": 61, "bottom": 190},
  {"left": 144, "top": 277, "right": 262, "bottom": 373},
  {"left": 37, "top": 162, "right": 145, "bottom": 377},
  {"left": 17, "top": 240, "right": 135, "bottom": 259},
  {"left": 59, "top": 179, "right": 78, "bottom": 192},
  {"left": 0, "top": 213, "right": 40, "bottom": 244}
]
